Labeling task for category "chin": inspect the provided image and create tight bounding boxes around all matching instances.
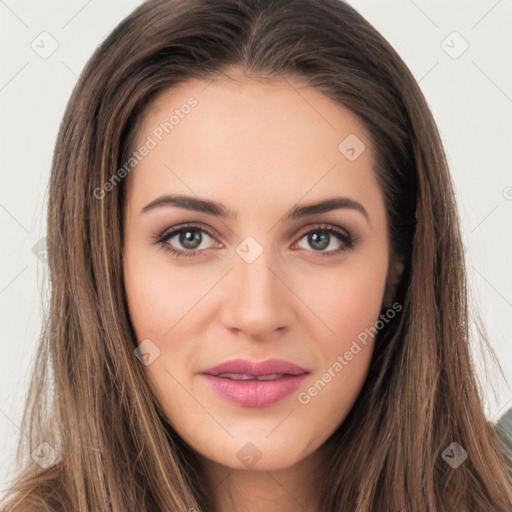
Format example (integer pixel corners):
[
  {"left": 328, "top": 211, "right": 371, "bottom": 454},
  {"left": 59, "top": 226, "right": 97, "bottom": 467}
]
[{"left": 197, "top": 436, "right": 318, "bottom": 472}]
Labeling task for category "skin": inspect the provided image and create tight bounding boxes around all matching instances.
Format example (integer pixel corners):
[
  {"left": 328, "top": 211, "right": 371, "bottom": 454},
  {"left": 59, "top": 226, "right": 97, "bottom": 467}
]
[{"left": 122, "top": 72, "right": 393, "bottom": 512}]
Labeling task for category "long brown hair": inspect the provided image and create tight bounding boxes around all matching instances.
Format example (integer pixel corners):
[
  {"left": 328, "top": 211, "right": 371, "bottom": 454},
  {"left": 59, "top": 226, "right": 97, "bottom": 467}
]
[{"left": 2, "top": 0, "right": 511, "bottom": 510}]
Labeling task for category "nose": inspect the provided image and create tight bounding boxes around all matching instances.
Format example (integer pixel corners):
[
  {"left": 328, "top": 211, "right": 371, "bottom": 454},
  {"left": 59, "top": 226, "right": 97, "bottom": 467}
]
[{"left": 219, "top": 249, "right": 295, "bottom": 341}]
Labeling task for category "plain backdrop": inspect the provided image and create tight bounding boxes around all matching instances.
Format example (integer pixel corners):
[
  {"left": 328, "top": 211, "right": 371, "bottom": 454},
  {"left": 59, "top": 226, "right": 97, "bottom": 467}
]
[{"left": 1, "top": 0, "right": 511, "bottom": 496}]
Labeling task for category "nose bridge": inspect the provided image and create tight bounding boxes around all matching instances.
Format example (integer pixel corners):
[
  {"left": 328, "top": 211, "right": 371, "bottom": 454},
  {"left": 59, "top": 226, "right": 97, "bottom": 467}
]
[{"left": 232, "top": 242, "right": 283, "bottom": 306}]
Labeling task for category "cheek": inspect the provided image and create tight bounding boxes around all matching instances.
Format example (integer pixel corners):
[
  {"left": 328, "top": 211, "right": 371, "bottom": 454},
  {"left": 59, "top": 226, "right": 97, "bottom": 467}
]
[
  {"left": 292, "top": 251, "right": 388, "bottom": 404},
  {"left": 123, "top": 249, "right": 212, "bottom": 341},
  {"left": 295, "top": 251, "right": 389, "bottom": 345},
  {"left": 294, "top": 269, "right": 385, "bottom": 430},
  {"left": 124, "top": 267, "right": 167, "bottom": 341}
]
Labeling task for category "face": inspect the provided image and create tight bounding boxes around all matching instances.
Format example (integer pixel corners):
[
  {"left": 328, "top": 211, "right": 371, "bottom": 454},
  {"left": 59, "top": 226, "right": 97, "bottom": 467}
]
[{"left": 122, "top": 74, "right": 391, "bottom": 472}]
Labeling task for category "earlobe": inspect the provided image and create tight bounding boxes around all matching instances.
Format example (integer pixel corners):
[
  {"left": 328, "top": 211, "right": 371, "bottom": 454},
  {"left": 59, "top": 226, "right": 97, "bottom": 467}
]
[
  {"left": 391, "top": 259, "right": 405, "bottom": 291},
  {"left": 383, "top": 257, "right": 405, "bottom": 310}
]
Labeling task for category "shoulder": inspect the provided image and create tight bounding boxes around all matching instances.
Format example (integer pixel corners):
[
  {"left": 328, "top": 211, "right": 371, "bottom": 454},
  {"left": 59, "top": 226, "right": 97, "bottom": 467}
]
[{"left": 494, "top": 406, "right": 512, "bottom": 458}]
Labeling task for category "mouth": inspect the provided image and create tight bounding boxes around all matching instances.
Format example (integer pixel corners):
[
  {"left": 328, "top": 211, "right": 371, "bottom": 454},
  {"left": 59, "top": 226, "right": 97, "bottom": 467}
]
[
  {"left": 201, "top": 358, "right": 309, "bottom": 407},
  {"left": 202, "top": 357, "right": 308, "bottom": 378}
]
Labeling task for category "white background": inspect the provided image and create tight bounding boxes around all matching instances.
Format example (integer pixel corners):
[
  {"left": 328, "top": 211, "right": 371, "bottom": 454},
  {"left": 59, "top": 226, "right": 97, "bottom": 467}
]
[{"left": 1, "top": 0, "right": 511, "bottom": 496}]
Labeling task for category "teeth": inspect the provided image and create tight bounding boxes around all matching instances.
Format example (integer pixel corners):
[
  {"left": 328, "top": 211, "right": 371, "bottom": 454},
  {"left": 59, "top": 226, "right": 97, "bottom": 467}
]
[
  {"left": 216, "top": 372, "right": 284, "bottom": 381},
  {"left": 256, "top": 373, "right": 283, "bottom": 380},
  {"left": 217, "top": 373, "right": 253, "bottom": 380}
]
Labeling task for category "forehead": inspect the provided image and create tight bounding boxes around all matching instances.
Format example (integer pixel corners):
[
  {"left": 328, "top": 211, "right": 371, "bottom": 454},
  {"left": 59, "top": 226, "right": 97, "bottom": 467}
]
[{"left": 125, "top": 76, "right": 381, "bottom": 219}]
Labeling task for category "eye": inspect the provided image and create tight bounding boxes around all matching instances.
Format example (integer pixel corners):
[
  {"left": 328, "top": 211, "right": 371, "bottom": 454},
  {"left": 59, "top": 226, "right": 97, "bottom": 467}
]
[
  {"left": 153, "top": 223, "right": 220, "bottom": 258},
  {"left": 292, "top": 223, "right": 355, "bottom": 255},
  {"left": 153, "top": 222, "right": 356, "bottom": 259}
]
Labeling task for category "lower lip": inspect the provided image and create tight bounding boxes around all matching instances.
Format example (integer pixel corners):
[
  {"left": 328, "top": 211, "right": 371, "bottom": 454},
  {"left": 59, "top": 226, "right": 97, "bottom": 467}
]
[{"left": 202, "top": 373, "right": 308, "bottom": 407}]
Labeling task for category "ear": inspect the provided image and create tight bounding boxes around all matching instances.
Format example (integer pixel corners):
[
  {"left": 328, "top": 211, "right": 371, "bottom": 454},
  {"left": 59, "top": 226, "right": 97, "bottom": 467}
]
[{"left": 382, "top": 254, "right": 404, "bottom": 310}]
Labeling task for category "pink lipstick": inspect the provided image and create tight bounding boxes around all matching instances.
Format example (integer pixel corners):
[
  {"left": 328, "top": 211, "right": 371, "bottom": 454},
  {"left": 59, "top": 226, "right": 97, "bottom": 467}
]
[{"left": 201, "top": 358, "right": 309, "bottom": 407}]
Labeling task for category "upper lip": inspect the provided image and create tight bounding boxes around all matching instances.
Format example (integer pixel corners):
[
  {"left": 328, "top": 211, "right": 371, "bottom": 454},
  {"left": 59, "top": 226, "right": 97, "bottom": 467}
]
[{"left": 201, "top": 358, "right": 309, "bottom": 377}]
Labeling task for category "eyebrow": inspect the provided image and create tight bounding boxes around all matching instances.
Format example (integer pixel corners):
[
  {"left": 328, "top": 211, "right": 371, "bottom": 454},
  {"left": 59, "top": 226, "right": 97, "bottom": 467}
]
[{"left": 141, "top": 194, "right": 369, "bottom": 222}]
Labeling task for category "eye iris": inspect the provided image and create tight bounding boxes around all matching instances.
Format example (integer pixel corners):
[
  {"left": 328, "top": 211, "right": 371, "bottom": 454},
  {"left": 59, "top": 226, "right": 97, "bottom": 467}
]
[
  {"left": 309, "top": 231, "right": 329, "bottom": 250},
  {"left": 179, "top": 230, "right": 202, "bottom": 249}
]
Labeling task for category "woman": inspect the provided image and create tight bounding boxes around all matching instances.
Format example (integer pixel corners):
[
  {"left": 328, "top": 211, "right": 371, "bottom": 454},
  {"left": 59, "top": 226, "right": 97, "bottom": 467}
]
[{"left": 2, "top": 0, "right": 511, "bottom": 510}]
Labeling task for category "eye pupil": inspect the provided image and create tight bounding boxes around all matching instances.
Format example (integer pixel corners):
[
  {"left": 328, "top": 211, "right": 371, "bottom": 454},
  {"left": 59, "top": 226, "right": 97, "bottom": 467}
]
[
  {"left": 309, "top": 232, "right": 329, "bottom": 250},
  {"left": 180, "top": 230, "right": 202, "bottom": 249}
]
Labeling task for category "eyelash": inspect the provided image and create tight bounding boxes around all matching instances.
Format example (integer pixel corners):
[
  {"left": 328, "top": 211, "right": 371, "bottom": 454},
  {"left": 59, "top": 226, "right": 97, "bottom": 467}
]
[{"left": 153, "top": 222, "right": 357, "bottom": 259}]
